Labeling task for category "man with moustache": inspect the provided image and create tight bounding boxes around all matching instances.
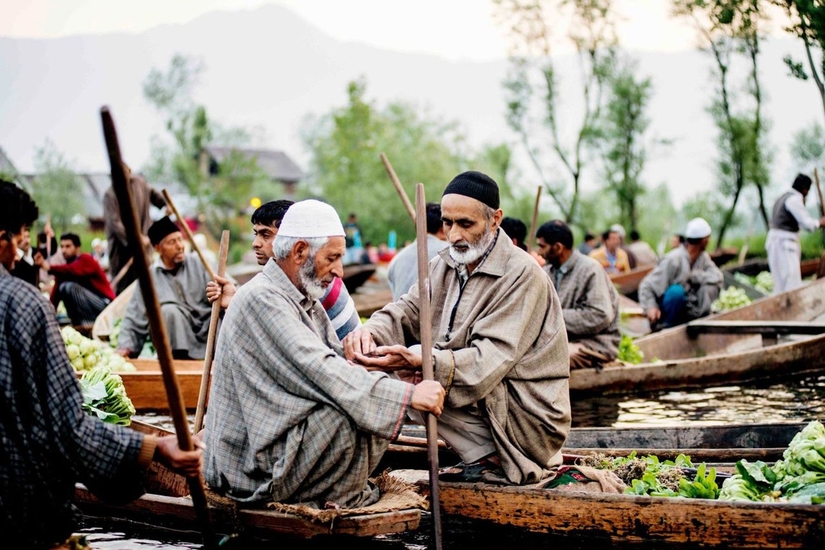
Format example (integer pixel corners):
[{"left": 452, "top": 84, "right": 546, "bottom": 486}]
[
  {"left": 116, "top": 216, "right": 212, "bottom": 360},
  {"left": 204, "top": 200, "right": 445, "bottom": 508},
  {"left": 343, "top": 171, "right": 571, "bottom": 486},
  {"left": 205, "top": 199, "right": 361, "bottom": 340},
  {"left": 536, "top": 220, "right": 621, "bottom": 370}
]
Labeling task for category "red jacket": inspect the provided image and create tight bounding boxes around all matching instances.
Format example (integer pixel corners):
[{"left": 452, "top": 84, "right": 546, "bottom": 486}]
[{"left": 49, "top": 253, "right": 115, "bottom": 306}]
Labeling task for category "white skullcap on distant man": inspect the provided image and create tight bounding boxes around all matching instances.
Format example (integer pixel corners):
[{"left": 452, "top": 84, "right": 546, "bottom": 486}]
[
  {"left": 684, "top": 217, "right": 712, "bottom": 239},
  {"left": 609, "top": 223, "right": 626, "bottom": 239},
  {"left": 277, "top": 199, "right": 346, "bottom": 238}
]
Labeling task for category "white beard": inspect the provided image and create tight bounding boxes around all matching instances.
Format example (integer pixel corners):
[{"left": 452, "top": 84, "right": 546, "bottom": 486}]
[
  {"left": 449, "top": 228, "right": 495, "bottom": 266},
  {"left": 299, "top": 257, "right": 327, "bottom": 302}
]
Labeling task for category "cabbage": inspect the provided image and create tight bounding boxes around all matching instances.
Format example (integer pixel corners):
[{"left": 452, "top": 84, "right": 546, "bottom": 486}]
[
  {"left": 62, "top": 326, "right": 135, "bottom": 373},
  {"left": 711, "top": 286, "right": 752, "bottom": 312},
  {"left": 79, "top": 365, "right": 135, "bottom": 425}
]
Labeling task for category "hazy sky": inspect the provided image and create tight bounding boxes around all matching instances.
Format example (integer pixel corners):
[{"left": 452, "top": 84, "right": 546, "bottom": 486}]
[{"left": 1, "top": 0, "right": 747, "bottom": 60}]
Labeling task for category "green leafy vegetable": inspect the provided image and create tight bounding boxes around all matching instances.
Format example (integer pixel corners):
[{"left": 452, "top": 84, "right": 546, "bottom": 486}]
[
  {"left": 618, "top": 334, "right": 644, "bottom": 364},
  {"left": 79, "top": 365, "right": 136, "bottom": 425}
]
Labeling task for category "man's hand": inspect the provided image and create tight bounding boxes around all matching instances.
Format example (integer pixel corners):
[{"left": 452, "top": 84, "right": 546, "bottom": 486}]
[
  {"left": 116, "top": 348, "right": 132, "bottom": 358},
  {"left": 206, "top": 275, "right": 236, "bottom": 309},
  {"left": 342, "top": 327, "right": 377, "bottom": 360},
  {"left": 411, "top": 380, "right": 445, "bottom": 416},
  {"left": 154, "top": 434, "right": 204, "bottom": 478},
  {"left": 646, "top": 306, "right": 661, "bottom": 324},
  {"left": 141, "top": 235, "right": 151, "bottom": 248},
  {"left": 353, "top": 344, "right": 422, "bottom": 371},
  {"left": 32, "top": 251, "right": 48, "bottom": 271},
  {"left": 818, "top": 216, "right": 825, "bottom": 228}
]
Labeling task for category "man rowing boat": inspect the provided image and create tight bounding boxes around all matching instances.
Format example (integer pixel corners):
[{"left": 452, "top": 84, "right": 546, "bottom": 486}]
[
  {"left": 344, "top": 171, "right": 571, "bottom": 485},
  {"left": 204, "top": 200, "right": 444, "bottom": 508}
]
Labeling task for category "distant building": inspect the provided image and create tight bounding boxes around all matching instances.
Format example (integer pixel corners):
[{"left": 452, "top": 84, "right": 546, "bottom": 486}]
[{"left": 204, "top": 146, "right": 303, "bottom": 197}]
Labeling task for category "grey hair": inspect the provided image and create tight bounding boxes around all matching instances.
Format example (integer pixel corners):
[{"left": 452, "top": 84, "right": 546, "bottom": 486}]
[
  {"left": 479, "top": 203, "right": 497, "bottom": 222},
  {"left": 272, "top": 235, "right": 329, "bottom": 260}
]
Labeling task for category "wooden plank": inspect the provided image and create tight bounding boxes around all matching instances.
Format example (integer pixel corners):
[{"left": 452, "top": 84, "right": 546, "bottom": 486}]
[
  {"left": 686, "top": 320, "right": 825, "bottom": 337},
  {"left": 391, "top": 471, "right": 825, "bottom": 548}
]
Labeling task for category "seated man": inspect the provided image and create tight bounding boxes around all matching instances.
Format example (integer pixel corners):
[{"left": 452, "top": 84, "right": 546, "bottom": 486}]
[
  {"left": 589, "top": 228, "right": 631, "bottom": 274},
  {"left": 34, "top": 232, "right": 115, "bottom": 327},
  {"left": 627, "top": 230, "right": 659, "bottom": 267},
  {"left": 117, "top": 217, "right": 212, "bottom": 360},
  {"left": 638, "top": 217, "right": 723, "bottom": 331},
  {"left": 536, "top": 220, "right": 621, "bottom": 370},
  {"left": 206, "top": 199, "right": 361, "bottom": 341},
  {"left": 204, "top": 200, "right": 444, "bottom": 508},
  {"left": 344, "top": 171, "right": 571, "bottom": 486}
]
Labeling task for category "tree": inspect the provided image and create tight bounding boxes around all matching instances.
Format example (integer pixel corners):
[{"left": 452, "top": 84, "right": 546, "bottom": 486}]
[
  {"left": 595, "top": 57, "right": 656, "bottom": 232},
  {"left": 31, "top": 139, "right": 85, "bottom": 233},
  {"left": 673, "top": 0, "right": 772, "bottom": 249},
  {"left": 494, "top": 0, "right": 618, "bottom": 226},
  {"left": 780, "top": 0, "right": 825, "bottom": 126}
]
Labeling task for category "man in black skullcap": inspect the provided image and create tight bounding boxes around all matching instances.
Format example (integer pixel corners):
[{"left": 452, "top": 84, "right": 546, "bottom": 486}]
[
  {"left": 116, "top": 216, "right": 212, "bottom": 360},
  {"left": 344, "top": 171, "right": 571, "bottom": 487}
]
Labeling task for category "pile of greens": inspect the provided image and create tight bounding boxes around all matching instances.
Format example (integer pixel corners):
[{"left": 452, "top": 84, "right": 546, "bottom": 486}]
[
  {"left": 79, "top": 365, "right": 136, "bottom": 426},
  {"left": 719, "top": 420, "right": 825, "bottom": 504},
  {"left": 711, "top": 286, "right": 752, "bottom": 312},
  {"left": 617, "top": 334, "right": 644, "bottom": 364},
  {"left": 733, "top": 270, "right": 773, "bottom": 294}
]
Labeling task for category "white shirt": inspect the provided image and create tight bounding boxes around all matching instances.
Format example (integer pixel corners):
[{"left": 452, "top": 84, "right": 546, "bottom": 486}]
[{"left": 769, "top": 189, "right": 820, "bottom": 240}]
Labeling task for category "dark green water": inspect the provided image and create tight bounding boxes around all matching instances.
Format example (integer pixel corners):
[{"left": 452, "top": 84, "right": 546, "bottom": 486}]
[{"left": 76, "top": 372, "right": 825, "bottom": 549}]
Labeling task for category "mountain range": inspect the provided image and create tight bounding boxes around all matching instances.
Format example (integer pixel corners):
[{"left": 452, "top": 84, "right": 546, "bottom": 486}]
[{"left": 1, "top": 3, "right": 821, "bottom": 209}]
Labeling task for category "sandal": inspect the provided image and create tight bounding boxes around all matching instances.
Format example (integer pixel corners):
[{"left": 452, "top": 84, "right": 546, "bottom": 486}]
[{"left": 438, "top": 458, "right": 502, "bottom": 482}]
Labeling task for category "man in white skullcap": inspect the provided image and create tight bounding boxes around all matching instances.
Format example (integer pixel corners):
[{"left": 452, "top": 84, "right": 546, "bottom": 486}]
[
  {"left": 638, "top": 217, "right": 723, "bottom": 331},
  {"left": 204, "top": 199, "right": 445, "bottom": 509}
]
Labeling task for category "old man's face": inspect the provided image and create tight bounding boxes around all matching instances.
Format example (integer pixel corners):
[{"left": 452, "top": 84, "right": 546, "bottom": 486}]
[
  {"left": 440, "top": 194, "right": 501, "bottom": 266},
  {"left": 299, "top": 236, "right": 345, "bottom": 301}
]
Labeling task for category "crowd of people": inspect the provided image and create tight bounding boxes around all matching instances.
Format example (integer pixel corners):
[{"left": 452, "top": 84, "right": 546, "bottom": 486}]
[{"left": 4, "top": 164, "right": 823, "bottom": 547}]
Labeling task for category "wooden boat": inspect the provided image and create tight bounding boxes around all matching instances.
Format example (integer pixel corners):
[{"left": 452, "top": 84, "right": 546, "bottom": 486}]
[
  {"left": 570, "top": 276, "right": 825, "bottom": 396},
  {"left": 73, "top": 420, "right": 422, "bottom": 541},
  {"left": 724, "top": 257, "right": 820, "bottom": 279},
  {"left": 609, "top": 263, "right": 653, "bottom": 297},
  {"left": 98, "top": 358, "right": 204, "bottom": 411}
]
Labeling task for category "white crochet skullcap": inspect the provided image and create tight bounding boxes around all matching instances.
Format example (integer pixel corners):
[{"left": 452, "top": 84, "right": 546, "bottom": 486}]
[
  {"left": 277, "top": 200, "right": 346, "bottom": 238},
  {"left": 685, "top": 217, "right": 712, "bottom": 239}
]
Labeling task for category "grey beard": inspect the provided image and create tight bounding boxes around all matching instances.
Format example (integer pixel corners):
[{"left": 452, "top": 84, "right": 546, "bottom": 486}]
[
  {"left": 299, "top": 257, "right": 326, "bottom": 301},
  {"left": 449, "top": 228, "right": 495, "bottom": 265}
]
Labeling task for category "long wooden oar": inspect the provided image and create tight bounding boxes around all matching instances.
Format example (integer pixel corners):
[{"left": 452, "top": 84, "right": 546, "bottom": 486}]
[
  {"left": 527, "top": 185, "right": 542, "bottom": 253},
  {"left": 193, "top": 230, "right": 230, "bottom": 434},
  {"left": 380, "top": 152, "right": 416, "bottom": 223},
  {"left": 110, "top": 256, "right": 134, "bottom": 290},
  {"left": 161, "top": 189, "right": 218, "bottom": 280},
  {"left": 100, "top": 106, "right": 217, "bottom": 549},
  {"left": 414, "top": 182, "right": 442, "bottom": 550}
]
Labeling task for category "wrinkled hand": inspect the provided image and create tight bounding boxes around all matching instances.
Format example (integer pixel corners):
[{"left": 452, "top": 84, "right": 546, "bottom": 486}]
[
  {"left": 411, "top": 380, "right": 445, "bottom": 416},
  {"left": 647, "top": 306, "right": 661, "bottom": 324},
  {"left": 353, "top": 345, "right": 422, "bottom": 371},
  {"left": 206, "top": 275, "right": 236, "bottom": 309},
  {"left": 342, "top": 327, "right": 377, "bottom": 360},
  {"left": 154, "top": 434, "right": 204, "bottom": 478}
]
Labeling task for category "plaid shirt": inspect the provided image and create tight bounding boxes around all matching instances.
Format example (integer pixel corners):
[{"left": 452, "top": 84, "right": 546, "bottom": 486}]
[
  {"left": 0, "top": 265, "right": 145, "bottom": 547},
  {"left": 204, "top": 260, "right": 413, "bottom": 507}
]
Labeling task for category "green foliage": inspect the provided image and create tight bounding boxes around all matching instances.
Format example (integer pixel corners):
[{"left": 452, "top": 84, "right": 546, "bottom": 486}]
[
  {"left": 617, "top": 334, "right": 644, "bottom": 364},
  {"left": 781, "top": 1, "right": 825, "bottom": 124},
  {"left": 31, "top": 139, "right": 85, "bottom": 233},
  {"left": 303, "top": 78, "right": 531, "bottom": 245},
  {"left": 711, "top": 286, "right": 753, "bottom": 312}
]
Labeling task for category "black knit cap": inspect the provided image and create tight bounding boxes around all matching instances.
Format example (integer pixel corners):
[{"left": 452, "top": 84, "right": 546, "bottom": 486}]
[
  {"left": 442, "top": 171, "right": 500, "bottom": 209},
  {"left": 148, "top": 216, "right": 181, "bottom": 246}
]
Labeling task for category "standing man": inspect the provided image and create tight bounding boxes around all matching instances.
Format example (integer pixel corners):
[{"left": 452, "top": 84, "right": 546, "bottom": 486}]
[
  {"left": 589, "top": 228, "right": 631, "bottom": 274},
  {"left": 0, "top": 180, "right": 202, "bottom": 548},
  {"left": 103, "top": 163, "right": 167, "bottom": 294},
  {"left": 117, "top": 216, "right": 212, "bottom": 360},
  {"left": 638, "top": 217, "right": 723, "bottom": 331},
  {"left": 536, "top": 220, "right": 621, "bottom": 370},
  {"left": 387, "top": 202, "right": 447, "bottom": 301},
  {"left": 204, "top": 200, "right": 444, "bottom": 508},
  {"left": 205, "top": 199, "right": 362, "bottom": 341},
  {"left": 344, "top": 171, "right": 571, "bottom": 486},
  {"left": 766, "top": 173, "right": 825, "bottom": 294},
  {"left": 34, "top": 233, "right": 115, "bottom": 328}
]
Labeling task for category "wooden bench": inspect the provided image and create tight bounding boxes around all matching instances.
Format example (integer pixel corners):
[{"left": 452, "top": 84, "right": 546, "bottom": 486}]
[{"left": 687, "top": 320, "right": 825, "bottom": 345}]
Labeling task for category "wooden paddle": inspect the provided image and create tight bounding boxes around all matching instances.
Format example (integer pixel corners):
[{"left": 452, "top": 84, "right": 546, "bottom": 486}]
[
  {"left": 815, "top": 169, "right": 825, "bottom": 279},
  {"left": 414, "top": 182, "right": 443, "bottom": 550},
  {"left": 109, "top": 256, "right": 133, "bottom": 290},
  {"left": 99, "top": 106, "right": 217, "bottom": 549},
  {"left": 380, "top": 152, "right": 417, "bottom": 223},
  {"left": 527, "top": 185, "right": 542, "bottom": 253},
  {"left": 193, "top": 230, "right": 230, "bottom": 435},
  {"left": 161, "top": 189, "right": 218, "bottom": 280}
]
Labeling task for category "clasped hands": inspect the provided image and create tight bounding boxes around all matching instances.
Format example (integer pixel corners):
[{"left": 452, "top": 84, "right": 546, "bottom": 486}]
[{"left": 343, "top": 328, "right": 444, "bottom": 416}]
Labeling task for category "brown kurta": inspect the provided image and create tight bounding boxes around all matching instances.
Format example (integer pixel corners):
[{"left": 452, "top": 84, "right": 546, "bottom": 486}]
[
  {"left": 544, "top": 250, "right": 621, "bottom": 360},
  {"left": 103, "top": 175, "right": 166, "bottom": 294},
  {"left": 365, "top": 230, "right": 571, "bottom": 485}
]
